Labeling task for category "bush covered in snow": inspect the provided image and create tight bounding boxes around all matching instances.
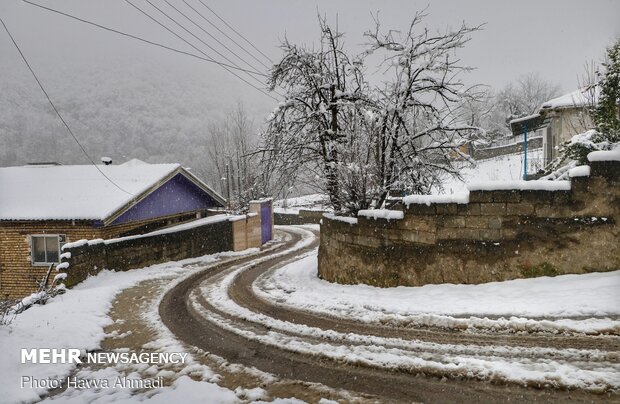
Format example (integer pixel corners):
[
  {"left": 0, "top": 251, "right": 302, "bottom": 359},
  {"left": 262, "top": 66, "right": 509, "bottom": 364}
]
[{"left": 1, "top": 264, "right": 67, "bottom": 324}]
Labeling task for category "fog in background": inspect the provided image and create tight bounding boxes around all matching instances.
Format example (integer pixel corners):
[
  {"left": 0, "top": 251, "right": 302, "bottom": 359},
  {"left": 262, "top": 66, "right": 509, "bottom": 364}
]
[{"left": 1, "top": 0, "right": 618, "bottom": 185}]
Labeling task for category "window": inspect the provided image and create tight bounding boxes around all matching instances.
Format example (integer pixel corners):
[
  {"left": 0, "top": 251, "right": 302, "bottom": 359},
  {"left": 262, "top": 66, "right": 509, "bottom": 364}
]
[{"left": 31, "top": 235, "right": 65, "bottom": 266}]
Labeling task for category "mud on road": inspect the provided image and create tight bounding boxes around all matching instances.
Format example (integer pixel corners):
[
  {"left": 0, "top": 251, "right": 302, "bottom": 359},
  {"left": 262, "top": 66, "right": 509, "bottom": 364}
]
[{"left": 160, "top": 226, "right": 620, "bottom": 403}]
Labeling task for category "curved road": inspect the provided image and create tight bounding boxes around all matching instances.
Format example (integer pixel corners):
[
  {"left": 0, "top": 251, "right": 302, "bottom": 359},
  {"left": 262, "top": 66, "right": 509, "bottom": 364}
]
[{"left": 160, "top": 227, "right": 619, "bottom": 403}]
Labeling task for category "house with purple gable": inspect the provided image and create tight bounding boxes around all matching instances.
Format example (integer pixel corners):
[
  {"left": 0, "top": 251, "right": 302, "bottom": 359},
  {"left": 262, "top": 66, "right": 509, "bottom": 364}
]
[{"left": 0, "top": 158, "right": 226, "bottom": 299}]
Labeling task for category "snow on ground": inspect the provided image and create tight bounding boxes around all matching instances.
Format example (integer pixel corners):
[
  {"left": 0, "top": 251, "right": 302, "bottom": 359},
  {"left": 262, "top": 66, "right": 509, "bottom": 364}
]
[
  {"left": 194, "top": 236, "right": 619, "bottom": 391},
  {"left": 273, "top": 150, "right": 543, "bottom": 213},
  {"left": 439, "top": 149, "right": 543, "bottom": 194},
  {"left": 273, "top": 194, "right": 331, "bottom": 214},
  {"left": 0, "top": 248, "right": 259, "bottom": 404},
  {"left": 254, "top": 252, "right": 620, "bottom": 335}
]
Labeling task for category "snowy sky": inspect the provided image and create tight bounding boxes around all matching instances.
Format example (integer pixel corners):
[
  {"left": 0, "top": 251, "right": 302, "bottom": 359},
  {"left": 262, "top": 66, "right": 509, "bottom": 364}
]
[{"left": 1, "top": 0, "right": 619, "bottom": 125}]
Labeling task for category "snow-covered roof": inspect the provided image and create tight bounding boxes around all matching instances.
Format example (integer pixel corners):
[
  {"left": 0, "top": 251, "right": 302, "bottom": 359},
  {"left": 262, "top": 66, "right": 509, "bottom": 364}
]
[
  {"left": 509, "top": 113, "right": 540, "bottom": 125},
  {"left": 541, "top": 88, "right": 598, "bottom": 110},
  {"left": 0, "top": 159, "right": 220, "bottom": 221}
]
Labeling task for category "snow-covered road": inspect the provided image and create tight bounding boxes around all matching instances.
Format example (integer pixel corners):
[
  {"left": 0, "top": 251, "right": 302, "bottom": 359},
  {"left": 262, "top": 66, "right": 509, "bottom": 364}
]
[
  {"left": 165, "top": 225, "right": 620, "bottom": 402},
  {"left": 3, "top": 225, "right": 618, "bottom": 403}
]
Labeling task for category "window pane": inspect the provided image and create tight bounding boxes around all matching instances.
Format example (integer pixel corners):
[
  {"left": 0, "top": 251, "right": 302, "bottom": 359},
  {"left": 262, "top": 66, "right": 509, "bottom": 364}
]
[
  {"left": 32, "top": 237, "right": 46, "bottom": 263},
  {"left": 45, "top": 236, "right": 59, "bottom": 263}
]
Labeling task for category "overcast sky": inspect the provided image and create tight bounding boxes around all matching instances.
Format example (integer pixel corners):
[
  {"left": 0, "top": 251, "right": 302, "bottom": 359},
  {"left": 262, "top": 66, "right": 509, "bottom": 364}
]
[{"left": 1, "top": 0, "right": 619, "bottom": 124}]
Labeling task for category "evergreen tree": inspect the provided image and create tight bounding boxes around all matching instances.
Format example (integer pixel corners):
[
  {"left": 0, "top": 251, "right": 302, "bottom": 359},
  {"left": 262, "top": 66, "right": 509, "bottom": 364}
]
[
  {"left": 593, "top": 39, "right": 620, "bottom": 140},
  {"left": 551, "top": 39, "right": 620, "bottom": 171}
]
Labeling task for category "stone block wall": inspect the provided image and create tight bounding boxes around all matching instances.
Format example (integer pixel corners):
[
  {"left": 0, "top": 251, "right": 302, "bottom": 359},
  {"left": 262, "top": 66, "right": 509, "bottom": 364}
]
[
  {"left": 473, "top": 137, "right": 542, "bottom": 160},
  {"left": 274, "top": 209, "right": 327, "bottom": 225},
  {"left": 319, "top": 159, "right": 619, "bottom": 287},
  {"left": 62, "top": 218, "right": 234, "bottom": 288},
  {"left": 60, "top": 209, "right": 268, "bottom": 289}
]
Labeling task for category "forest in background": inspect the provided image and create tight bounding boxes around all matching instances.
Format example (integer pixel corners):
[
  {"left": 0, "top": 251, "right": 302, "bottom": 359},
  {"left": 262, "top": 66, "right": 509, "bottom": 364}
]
[{"left": 0, "top": 61, "right": 267, "bottom": 196}]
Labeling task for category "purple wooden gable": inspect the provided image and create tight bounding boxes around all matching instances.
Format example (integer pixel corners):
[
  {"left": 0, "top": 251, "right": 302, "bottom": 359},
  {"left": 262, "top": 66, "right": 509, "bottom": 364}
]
[{"left": 110, "top": 173, "right": 222, "bottom": 225}]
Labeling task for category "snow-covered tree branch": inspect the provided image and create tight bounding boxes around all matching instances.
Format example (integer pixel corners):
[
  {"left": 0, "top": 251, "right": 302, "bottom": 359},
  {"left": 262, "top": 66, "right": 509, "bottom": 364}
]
[{"left": 261, "top": 13, "right": 484, "bottom": 213}]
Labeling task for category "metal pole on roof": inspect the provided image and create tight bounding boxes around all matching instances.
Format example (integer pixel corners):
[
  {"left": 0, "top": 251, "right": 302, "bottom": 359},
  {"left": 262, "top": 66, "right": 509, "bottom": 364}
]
[{"left": 523, "top": 122, "right": 528, "bottom": 181}]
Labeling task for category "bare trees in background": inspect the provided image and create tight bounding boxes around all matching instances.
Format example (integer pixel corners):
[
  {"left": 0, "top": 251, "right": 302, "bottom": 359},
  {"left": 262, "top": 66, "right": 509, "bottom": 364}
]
[
  {"left": 488, "top": 73, "right": 562, "bottom": 137},
  {"left": 203, "top": 102, "right": 264, "bottom": 210},
  {"left": 261, "top": 13, "right": 484, "bottom": 214}
]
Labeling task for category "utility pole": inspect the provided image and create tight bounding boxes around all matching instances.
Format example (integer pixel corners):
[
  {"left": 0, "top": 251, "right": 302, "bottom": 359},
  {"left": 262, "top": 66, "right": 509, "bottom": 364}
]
[
  {"left": 225, "top": 163, "right": 231, "bottom": 210},
  {"left": 523, "top": 122, "right": 528, "bottom": 181},
  {"left": 236, "top": 152, "right": 241, "bottom": 204}
]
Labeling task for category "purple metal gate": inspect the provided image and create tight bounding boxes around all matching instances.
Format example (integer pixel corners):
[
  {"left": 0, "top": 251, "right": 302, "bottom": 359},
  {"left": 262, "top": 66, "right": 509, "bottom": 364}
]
[{"left": 260, "top": 202, "right": 272, "bottom": 244}]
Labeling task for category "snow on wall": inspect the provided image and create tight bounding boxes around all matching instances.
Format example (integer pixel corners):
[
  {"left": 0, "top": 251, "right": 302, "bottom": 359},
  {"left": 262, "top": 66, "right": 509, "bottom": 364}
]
[
  {"left": 588, "top": 147, "right": 620, "bottom": 162},
  {"left": 320, "top": 158, "right": 619, "bottom": 287},
  {"left": 403, "top": 194, "right": 469, "bottom": 206},
  {"left": 62, "top": 214, "right": 238, "bottom": 250},
  {"left": 357, "top": 209, "right": 404, "bottom": 221},
  {"left": 569, "top": 165, "right": 591, "bottom": 178},
  {"left": 467, "top": 180, "right": 571, "bottom": 191},
  {"left": 323, "top": 213, "right": 358, "bottom": 225}
]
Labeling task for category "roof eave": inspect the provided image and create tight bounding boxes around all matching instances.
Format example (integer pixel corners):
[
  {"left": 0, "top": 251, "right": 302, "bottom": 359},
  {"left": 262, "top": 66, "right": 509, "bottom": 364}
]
[{"left": 100, "top": 167, "right": 226, "bottom": 226}]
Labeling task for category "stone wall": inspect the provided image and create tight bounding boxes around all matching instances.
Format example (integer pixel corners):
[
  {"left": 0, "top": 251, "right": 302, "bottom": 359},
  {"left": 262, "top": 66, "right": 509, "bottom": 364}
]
[
  {"left": 274, "top": 210, "right": 327, "bottom": 225},
  {"left": 319, "top": 159, "right": 619, "bottom": 287},
  {"left": 61, "top": 212, "right": 266, "bottom": 289},
  {"left": 473, "top": 137, "right": 542, "bottom": 160}
]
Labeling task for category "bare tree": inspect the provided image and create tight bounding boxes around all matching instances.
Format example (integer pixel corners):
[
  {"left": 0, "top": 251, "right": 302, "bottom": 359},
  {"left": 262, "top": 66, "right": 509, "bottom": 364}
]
[
  {"left": 492, "top": 72, "right": 562, "bottom": 133},
  {"left": 203, "top": 102, "right": 263, "bottom": 210},
  {"left": 364, "top": 12, "right": 483, "bottom": 206},
  {"left": 261, "top": 13, "right": 484, "bottom": 214},
  {"left": 262, "top": 16, "right": 369, "bottom": 211}
]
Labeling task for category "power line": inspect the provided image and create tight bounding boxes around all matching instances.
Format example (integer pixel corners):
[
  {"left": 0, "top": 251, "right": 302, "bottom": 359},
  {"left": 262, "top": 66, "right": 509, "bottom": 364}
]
[
  {"left": 182, "top": 0, "right": 270, "bottom": 70},
  {"left": 163, "top": 0, "right": 265, "bottom": 75},
  {"left": 160, "top": 0, "right": 283, "bottom": 98},
  {"left": 196, "top": 0, "right": 274, "bottom": 64},
  {"left": 138, "top": 0, "right": 263, "bottom": 78},
  {"left": 0, "top": 15, "right": 133, "bottom": 195},
  {"left": 125, "top": 0, "right": 278, "bottom": 101},
  {"left": 21, "top": 0, "right": 264, "bottom": 77}
]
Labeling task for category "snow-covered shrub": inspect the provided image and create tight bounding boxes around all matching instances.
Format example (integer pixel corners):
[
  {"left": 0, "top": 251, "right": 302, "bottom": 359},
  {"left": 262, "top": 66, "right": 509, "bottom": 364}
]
[
  {"left": 556, "top": 130, "right": 614, "bottom": 166},
  {"left": 1, "top": 263, "right": 67, "bottom": 323},
  {"left": 0, "top": 299, "right": 19, "bottom": 325}
]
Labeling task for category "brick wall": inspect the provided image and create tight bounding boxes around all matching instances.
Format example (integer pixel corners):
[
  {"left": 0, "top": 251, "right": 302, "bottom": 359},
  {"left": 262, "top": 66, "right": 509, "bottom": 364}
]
[
  {"left": 319, "top": 160, "right": 620, "bottom": 287},
  {"left": 0, "top": 209, "right": 222, "bottom": 299},
  {"left": 0, "top": 221, "right": 103, "bottom": 299}
]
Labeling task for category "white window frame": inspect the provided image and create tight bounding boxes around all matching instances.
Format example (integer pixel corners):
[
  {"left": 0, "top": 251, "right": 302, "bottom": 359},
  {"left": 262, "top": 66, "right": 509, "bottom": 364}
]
[{"left": 30, "top": 234, "right": 66, "bottom": 266}]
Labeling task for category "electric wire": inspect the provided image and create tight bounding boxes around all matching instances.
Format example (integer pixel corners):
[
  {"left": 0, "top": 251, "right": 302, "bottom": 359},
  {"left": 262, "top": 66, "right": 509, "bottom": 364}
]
[
  {"left": 182, "top": 0, "right": 270, "bottom": 70},
  {"left": 125, "top": 0, "right": 279, "bottom": 101},
  {"left": 0, "top": 15, "right": 134, "bottom": 195},
  {"left": 139, "top": 0, "right": 263, "bottom": 78},
  {"left": 163, "top": 0, "right": 265, "bottom": 75},
  {"left": 161, "top": 0, "right": 283, "bottom": 98},
  {"left": 21, "top": 0, "right": 266, "bottom": 77},
  {"left": 196, "top": 0, "right": 274, "bottom": 64}
]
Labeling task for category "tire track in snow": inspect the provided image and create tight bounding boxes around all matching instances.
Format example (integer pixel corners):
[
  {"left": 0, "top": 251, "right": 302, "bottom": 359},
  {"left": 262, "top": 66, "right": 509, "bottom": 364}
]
[{"left": 161, "top": 226, "right": 620, "bottom": 402}]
